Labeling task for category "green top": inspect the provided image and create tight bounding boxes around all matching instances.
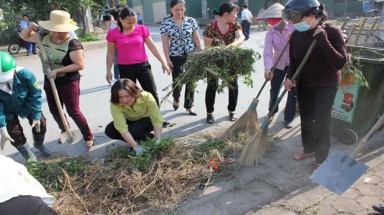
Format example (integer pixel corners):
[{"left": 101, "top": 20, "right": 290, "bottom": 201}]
[{"left": 110, "top": 91, "right": 163, "bottom": 133}]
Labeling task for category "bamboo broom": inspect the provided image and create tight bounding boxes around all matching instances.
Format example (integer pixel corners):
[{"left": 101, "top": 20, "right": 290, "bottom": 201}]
[
  {"left": 239, "top": 39, "right": 318, "bottom": 167},
  {"left": 221, "top": 42, "right": 290, "bottom": 139}
]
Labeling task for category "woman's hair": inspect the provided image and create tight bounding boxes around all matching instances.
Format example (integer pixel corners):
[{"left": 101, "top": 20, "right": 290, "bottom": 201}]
[
  {"left": 212, "top": 2, "right": 239, "bottom": 17},
  {"left": 303, "top": 4, "right": 328, "bottom": 24},
  {"left": 117, "top": 7, "right": 136, "bottom": 32},
  {"left": 170, "top": 0, "right": 186, "bottom": 17},
  {"left": 110, "top": 79, "right": 142, "bottom": 104}
]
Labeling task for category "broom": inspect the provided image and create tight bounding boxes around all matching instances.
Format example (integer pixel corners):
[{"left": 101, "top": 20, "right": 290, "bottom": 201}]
[
  {"left": 239, "top": 39, "right": 318, "bottom": 167},
  {"left": 221, "top": 42, "right": 290, "bottom": 139}
]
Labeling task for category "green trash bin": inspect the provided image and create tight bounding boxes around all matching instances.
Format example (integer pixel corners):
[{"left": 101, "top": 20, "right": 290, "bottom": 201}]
[{"left": 330, "top": 43, "right": 384, "bottom": 144}]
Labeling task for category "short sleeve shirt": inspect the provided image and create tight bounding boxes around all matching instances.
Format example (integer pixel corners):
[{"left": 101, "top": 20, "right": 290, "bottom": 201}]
[
  {"left": 106, "top": 25, "right": 150, "bottom": 65},
  {"left": 160, "top": 17, "right": 199, "bottom": 57},
  {"left": 203, "top": 20, "right": 242, "bottom": 47}
]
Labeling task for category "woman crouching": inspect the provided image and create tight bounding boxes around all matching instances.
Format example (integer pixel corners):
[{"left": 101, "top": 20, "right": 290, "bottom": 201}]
[{"left": 105, "top": 79, "right": 163, "bottom": 155}]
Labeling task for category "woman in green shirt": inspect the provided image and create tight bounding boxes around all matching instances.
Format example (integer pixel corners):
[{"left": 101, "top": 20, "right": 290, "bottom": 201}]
[{"left": 105, "top": 79, "right": 163, "bottom": 155}]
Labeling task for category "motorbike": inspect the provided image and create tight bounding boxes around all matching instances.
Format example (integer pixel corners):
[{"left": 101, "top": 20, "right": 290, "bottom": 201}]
[{"left": 8, "top": 34, "right": 26, "bottom": 54}]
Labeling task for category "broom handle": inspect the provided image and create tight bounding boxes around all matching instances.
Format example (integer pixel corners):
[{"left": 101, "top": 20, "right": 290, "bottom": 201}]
[
  {"left": 35, "top": 31, "right": 71, "bottom": 134},
  {"left": 256, "top": 42, "right": 290, "bottom": 99},
  {"left": 267, "top": 40, "right": 317, "bottom": 118}
]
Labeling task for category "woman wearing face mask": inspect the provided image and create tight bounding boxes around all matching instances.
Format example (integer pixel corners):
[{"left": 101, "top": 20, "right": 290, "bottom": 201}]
[
  {"left": 203, "top": 2, "right": 245, "bottom": 124},
  {"left": 283, "top": 0, "right": 347, "bottom": 172},
  {"left": 262, "top": 3, "right": 297, "bottom": 129}
]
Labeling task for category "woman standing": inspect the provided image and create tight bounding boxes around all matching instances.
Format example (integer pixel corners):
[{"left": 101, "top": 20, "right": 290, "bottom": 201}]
[
  {"left": 262, "top": 3, "right": 297, "bottom": 129},
  {"left": 283, "top": 0, "right": 347, "bottom": 172},
  {"left": 20, "top": 10, "right": 95, "bottom": 150},
  {"left": 160, "top": 0, "right": 202, "bottom": 116},
  {"left": 105, "top": 79, "right": 163, "bottom": 155},
  {"left": 106, "top": 7, "right": 171, "bottom": 106},
  {"left": 203, "top": 2, "right": 245, "bottom": 123}
]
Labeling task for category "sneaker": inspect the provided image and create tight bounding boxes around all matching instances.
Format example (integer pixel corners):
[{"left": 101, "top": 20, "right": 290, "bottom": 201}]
[
  {"left": 285, "top": 121, "right": 293, "bottom": 129},
  {"left": 206, "top": 114, "right": 214, "bottom": 124},
  {"left": 229, "top": 113, "right": 237, "bottom": 121}
]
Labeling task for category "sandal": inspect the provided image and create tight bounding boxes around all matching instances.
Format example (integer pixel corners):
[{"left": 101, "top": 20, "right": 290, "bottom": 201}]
[
  {"left": 294, "top": 151, "right": 314, "bottom": 161},
  {"left": 85, "top": 139, "right": 95, "bottom": 150}
]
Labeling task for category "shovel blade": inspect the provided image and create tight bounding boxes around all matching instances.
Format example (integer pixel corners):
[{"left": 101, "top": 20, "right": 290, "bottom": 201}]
[
  {"left": 310, "top": 150, "right": 368, "bottom": 195},
  {"left": 59, "top": 130, "right": 82, "bottom": 144}
]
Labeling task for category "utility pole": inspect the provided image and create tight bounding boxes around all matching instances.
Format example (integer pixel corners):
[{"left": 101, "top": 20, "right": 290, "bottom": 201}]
[{"left": 202, "top": 0, "right": 208, "bottom": 19}]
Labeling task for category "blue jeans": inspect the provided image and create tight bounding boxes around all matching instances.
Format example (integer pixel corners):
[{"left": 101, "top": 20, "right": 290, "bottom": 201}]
[
  {"left": 25, "top": 41, "right": 36, "bottom": 55},
  {"left": 268, "top": 67, "right": 297, "bottom": 122}
]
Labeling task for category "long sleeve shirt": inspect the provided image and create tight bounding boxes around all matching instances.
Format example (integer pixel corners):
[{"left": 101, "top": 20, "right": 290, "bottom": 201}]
[
  {"left": 263, "top": 23, "right": 294, "bottom": 71},
  {"left": 287, "top": 23, "right": 347, "bottom": 86},
  {"left": 110, "top": 91, "right": 163, "bottom": 133},
  {"left": 0, "top": 67, "right": 42, "bottom": 128}
]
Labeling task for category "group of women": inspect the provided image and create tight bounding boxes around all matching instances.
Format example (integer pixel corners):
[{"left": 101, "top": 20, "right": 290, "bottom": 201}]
[{"left": 19, "top": 0, "right": 347, "bottom": 172}]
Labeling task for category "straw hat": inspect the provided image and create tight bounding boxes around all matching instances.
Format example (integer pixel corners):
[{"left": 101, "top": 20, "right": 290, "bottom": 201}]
[
  {"left": 257, "top": 3, "right": 284, "bottom": 19},
  {"left": 38, "top": 10, "right": 79, "bottom": 32}
]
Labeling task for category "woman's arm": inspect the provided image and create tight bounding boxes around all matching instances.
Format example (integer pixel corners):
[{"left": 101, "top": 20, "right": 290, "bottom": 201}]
[
  {"left": 145, "top": 36, "right": 171, "bottom": 74},
  {"left": 153, "top": 126, "right": 162, "bottom": 138},
  {"left": 228, "top": 29, "right": 245, "bottom": 47},
  {"left": 203, "top": 36, "right": 213, "bottom": 47},
  {"left": 47, "top": 49, "right": 85, "bottom": 79},
  {"left": 161, "top": 35, "right": 173, "bottom": 69},
  {"left": 120, "top": 131, "right": 139, "bottom": 148},
  {"left": 19, "top": 22, "right": 38, "bottom": 43},
  {"left": 193, "top": 31, "right": 202, "bottom": 51},
  {"left": 106, "top": 42, "right": 115, "bottom": 84}
]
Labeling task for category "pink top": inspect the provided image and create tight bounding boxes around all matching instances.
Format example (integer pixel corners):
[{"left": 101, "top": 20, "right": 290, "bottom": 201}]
[
  {"left": 106, "top": 25, "right": 150, "bottom": 65},
  {"left": 263, "top": 23, "right": 295, "bottom": 70}
]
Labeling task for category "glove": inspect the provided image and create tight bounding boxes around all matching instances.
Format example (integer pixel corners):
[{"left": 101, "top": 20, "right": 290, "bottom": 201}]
[
  {"left": 133, "top": 145, "right": 147, "bottom": 156},
  {"left": 0, "top": 127, "right": 15, "bottom": 150},
  {"left": 31, "top": 119, "right": 41, "bottom": 133}
]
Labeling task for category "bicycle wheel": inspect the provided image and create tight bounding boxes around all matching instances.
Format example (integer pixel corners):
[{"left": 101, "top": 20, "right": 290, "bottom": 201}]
[{"left": 8, "top": 43, "right": 20, "bottom": 54}]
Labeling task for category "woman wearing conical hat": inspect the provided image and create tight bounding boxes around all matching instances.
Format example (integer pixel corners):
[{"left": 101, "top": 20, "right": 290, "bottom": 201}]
[{"left": 260, "top": 2, "right": 297, "bottom": 129}]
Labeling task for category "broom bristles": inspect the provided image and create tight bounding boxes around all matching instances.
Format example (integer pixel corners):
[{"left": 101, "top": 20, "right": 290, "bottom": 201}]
[
  {"left": 220, "top": 107, "right": 260, "bottom": 139},
  {"left": 239, "top": 127, "right": 269, "bottom": 167}
]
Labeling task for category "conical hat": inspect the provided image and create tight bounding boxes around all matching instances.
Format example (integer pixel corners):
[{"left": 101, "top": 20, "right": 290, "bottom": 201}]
[{"left": 257, "top": 3, "right": 284, "bottom": 19}]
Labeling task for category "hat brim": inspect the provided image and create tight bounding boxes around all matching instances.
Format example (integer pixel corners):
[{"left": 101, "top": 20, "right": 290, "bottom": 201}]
[{"left": 38, "top": 21, "right": 79, "bottom": 32}]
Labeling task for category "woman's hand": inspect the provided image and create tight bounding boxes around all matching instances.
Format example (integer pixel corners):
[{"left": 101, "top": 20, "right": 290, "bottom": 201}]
[
  {"left": 106, "top": 71, "right": 113, "bottom": 84},
  {"left": 284, "top": 79, "right": 296, "bottom": 90},
  {"left": 162, "top": 63, "right": 171, "bottom": 75},
  {"left": 47, "top": 69, "right": 58, "bottom": 79},
  {"left": 166, "top": 59, "right": 173, "bottom": 71},
  {"left": 264, "top": 68, "right": 273, "bottom": 80},
  {"left": 313, "top": 25, "right": 325, "bottom": 36}
]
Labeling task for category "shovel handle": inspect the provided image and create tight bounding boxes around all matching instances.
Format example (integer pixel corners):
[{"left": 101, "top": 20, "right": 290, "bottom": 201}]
[
  {"left": 350, "top": 114, "right": 384, "bottom": 158},
  {"left": 35, "top": 32, "right": 72, "bottom": 134},
  {"left": 345, "top": 24, "right": 357, "bottom": 45}
]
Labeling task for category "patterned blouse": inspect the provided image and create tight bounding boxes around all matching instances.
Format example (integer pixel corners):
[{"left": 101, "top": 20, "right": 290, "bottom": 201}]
[
  {"left": 160, "top": 16, "right": 199, "bottom": 57},
  {"left": 203, "top": 20, "right": 242, "bottom": 47}
]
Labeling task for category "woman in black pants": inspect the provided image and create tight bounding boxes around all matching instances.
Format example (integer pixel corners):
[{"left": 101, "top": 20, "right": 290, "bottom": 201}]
[{"left": 160, "top": 0, "right": 202, "bottom": 115}]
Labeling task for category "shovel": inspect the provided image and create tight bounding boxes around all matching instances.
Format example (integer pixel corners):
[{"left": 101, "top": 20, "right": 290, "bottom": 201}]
[
  {"left": 310, "top": 114, "right": 384, "bottom": 195},
  {"left": 35, "top": 31, "right": 80, "bottom": 144}
]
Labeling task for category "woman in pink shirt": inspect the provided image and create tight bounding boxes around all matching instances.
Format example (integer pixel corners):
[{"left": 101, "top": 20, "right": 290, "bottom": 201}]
[
  {"left": 263, "top": 4, "right": 297, "bottom": 129},
  {"left": 106, "top": 7, "right": 170, "bottom": 106}
]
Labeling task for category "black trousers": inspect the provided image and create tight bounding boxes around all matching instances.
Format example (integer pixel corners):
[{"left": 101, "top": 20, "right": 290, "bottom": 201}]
[
  {"left": 297, "top": 83, "right": 338, "bottom": 163},
  {"left": 170, "top": 55, "right": 194, "bottom": 109},
  {"left": 105, "top": 117, "right": 154, "bottom": 142},
  {"left": 0, "top": 195, "right": 58, "bottom": 215},
  {"left": 119, "top": 61, "right": 159, "bottom": 106},
  {"left": 205, "top": 75, "right": 238, "bottom": 113},
  {"left": 6, "top": 114, "right": 47, "bottom": 147},
  {"left": 241, "top": 20, "right": 251, "bottom": 39}
]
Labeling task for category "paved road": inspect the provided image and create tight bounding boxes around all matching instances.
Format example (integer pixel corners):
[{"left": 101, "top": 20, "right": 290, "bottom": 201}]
[{"left": 2, "top": 26, "right": 383, "bottom": 215}]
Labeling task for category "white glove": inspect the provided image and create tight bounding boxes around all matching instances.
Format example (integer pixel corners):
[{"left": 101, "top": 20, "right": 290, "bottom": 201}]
[
  {"left": 31, "top": 119, "right": 41, "bottom": 133},
  {"left": 0, "top": 127, "right": 15, "bottom": 150}
]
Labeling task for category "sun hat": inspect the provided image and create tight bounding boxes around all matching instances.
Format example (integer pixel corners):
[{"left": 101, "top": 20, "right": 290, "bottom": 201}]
[
  {"left": 257, "top": 3, "right": 284, "bottom": 19},
  {"left": 0, "top": 51, "right": 16, "bottom": 82},
  {"left": 38, "top": 10, "right": 79, "bottom": 32}
]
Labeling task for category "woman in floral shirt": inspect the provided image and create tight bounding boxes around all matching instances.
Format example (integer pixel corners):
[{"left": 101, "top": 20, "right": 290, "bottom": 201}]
[
  {"left": 203, "top": 2, "right": 245, "bottom": 123},
  {"left": 160, "top": 0, "right": 202, "bottom": 116}
]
